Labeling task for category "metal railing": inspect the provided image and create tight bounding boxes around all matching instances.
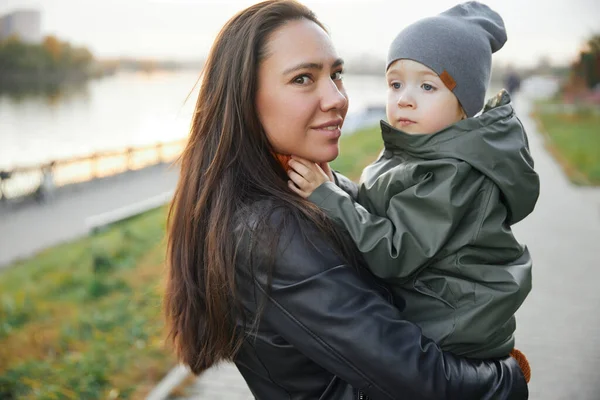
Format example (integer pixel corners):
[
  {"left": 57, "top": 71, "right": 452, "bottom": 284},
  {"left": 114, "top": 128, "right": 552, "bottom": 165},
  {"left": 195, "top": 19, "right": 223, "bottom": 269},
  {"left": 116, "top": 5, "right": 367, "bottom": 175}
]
[
  {"left": 0, "top": 139, "right": 186, "bottom": 201},
  {"left": 85, "top": 190, "right": 174, "bottom": 234}
]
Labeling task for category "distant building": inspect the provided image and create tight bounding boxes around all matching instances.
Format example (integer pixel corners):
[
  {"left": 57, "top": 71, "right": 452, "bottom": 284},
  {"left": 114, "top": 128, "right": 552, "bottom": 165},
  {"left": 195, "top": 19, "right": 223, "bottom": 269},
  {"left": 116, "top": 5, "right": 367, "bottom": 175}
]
[{"left": 0, "top": 9, "right": 41, "bottom": 44}]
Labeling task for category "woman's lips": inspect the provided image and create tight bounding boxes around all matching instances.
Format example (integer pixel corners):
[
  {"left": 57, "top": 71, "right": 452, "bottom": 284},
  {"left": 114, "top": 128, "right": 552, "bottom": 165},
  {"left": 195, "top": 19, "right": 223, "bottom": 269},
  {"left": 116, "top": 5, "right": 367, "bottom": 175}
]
[
  {"left": 313, "top": 125, "right": 341, "bottom": 139},
  {"left": 312, "top": 118, "right": 343, "bottom": 139}
]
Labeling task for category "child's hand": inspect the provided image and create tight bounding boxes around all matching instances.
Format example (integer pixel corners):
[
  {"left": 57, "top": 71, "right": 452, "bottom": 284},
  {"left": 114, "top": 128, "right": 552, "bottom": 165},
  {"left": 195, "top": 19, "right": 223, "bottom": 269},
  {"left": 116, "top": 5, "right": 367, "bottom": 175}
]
[
  {"left": 318, "top": 161, "right": 334, "bottom": 182},
  {"left": 287, "top": 156, "right": 331, "bottom": 198}
]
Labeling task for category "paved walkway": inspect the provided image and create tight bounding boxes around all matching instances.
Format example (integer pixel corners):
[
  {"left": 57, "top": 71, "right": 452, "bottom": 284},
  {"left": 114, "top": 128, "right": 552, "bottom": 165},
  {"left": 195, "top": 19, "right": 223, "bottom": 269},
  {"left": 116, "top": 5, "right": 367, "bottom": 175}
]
[
  {"left": 174, "top": 363, "right": 252, "bottom": 400},
  {"left": 181, "top": 94, "right": 600, "bottom": 399}
]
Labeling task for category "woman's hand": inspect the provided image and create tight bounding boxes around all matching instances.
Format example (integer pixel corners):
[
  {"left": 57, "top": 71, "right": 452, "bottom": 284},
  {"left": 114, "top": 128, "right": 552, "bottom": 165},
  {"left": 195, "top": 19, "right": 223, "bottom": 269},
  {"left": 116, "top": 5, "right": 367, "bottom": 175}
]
[{"left": 287, "top": 156, "right": 331, "bottom": 198}]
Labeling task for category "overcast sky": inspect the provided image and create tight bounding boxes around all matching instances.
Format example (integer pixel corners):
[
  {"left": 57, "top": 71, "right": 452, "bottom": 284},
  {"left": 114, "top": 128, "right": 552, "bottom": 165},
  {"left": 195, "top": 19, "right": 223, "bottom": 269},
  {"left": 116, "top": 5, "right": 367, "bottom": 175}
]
[{"left": 2, "top": 0, "right": 599, "bottom": 67}]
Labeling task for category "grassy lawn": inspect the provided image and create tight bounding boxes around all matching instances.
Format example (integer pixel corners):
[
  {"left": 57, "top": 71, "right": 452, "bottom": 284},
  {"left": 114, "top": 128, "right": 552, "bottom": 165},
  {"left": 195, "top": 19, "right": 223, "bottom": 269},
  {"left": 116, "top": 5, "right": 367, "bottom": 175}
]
[
  {"left": 533, "top": 103, "right": 600, "bottom": 185},
  {"left": 331, "top": 125, "right": 383, "bottom": 180},
  {"left": 0, "top": 208, "right": 173, "bottom": 399},
  {"left": 0, "top": 124, "right": 383, "bottom": 399}
]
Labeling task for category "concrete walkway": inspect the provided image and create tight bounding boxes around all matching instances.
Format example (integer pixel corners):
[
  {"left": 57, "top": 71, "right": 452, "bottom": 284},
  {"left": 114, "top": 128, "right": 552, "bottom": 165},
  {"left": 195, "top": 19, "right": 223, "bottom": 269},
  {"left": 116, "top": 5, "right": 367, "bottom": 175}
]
[
  {"left": 174, "top": 363, "right": 252, "bottom": 400},
  {"left": 180, "top": 94, "right": 600, "bottom": 399}
]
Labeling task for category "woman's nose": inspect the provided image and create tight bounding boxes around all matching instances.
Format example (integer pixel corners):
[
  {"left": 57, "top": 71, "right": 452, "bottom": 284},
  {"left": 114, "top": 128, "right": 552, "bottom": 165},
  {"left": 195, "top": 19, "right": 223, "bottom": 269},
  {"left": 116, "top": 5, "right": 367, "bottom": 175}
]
[{"left": 321, "top": 80, "right": 348, "bottom": 112}]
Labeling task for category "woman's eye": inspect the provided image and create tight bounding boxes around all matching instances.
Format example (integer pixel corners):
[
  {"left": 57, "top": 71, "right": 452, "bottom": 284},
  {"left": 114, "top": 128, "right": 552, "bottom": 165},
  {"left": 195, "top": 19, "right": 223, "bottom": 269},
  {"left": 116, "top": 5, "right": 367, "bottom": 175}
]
[
  {"left": 331, "top": 70, "right": 343, "bottom": 80},
  {"left": 293, "top": 75, "right": 311, "bottom": 85},
  {"left": 422, "top": 83, "right": 435, "bottom": 91}
]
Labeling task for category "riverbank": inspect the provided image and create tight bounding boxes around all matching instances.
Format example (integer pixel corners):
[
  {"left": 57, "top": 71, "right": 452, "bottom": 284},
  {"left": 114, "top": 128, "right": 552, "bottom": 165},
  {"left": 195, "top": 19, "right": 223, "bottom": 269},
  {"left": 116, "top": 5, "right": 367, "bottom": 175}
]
[{"left": 0, "top": 124, "right": 384, "bottom": 399}]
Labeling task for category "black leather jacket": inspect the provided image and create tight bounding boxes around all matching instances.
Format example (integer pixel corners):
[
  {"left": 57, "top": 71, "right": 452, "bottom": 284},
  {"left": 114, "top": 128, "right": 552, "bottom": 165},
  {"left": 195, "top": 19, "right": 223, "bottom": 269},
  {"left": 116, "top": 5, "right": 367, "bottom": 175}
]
[{"left": 233, "top": 200, "right": 528, "bottom": 400}]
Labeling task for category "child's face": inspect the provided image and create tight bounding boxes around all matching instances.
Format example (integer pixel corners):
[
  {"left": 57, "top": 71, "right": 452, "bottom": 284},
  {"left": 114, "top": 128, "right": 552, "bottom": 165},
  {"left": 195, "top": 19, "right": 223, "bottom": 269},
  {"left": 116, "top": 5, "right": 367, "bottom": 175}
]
[{"left": 386, "top": 59, "right": 465, "bottom": 135}]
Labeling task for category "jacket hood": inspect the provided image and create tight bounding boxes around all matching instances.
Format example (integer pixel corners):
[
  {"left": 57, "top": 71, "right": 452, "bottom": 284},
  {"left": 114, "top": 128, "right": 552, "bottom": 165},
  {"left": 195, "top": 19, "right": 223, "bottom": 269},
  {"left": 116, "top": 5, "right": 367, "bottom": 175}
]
[{"left": 380, "top": 90, "right": 539, "bottom": 224}]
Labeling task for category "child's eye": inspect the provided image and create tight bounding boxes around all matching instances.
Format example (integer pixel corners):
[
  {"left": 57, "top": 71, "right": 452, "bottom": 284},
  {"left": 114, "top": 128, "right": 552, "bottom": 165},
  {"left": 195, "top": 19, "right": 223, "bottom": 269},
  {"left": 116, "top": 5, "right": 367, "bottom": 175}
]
[
  {"left": 293, "top": 75, "right": 312, "bottom": 85},
  {"left": 390, "top": 82, "right": 402, "bottom": 89},
  {"left": 422, "top": 83, "right": 436, "bottom": 91}
]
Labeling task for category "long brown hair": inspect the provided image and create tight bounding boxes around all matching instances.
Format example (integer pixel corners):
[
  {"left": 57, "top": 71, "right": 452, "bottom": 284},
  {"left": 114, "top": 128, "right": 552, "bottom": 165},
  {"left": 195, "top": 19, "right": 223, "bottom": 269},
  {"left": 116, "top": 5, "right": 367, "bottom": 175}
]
[{"left": 164, "top": 0, "right": 358, "bottom": 375}]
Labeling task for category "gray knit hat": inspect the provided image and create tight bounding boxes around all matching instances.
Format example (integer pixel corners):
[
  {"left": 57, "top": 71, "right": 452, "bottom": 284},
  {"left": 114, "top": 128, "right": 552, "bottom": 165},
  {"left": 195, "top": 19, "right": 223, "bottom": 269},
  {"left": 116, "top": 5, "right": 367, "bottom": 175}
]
[{"left": 387, "top": 1, "right": 507, "bottom": 117}]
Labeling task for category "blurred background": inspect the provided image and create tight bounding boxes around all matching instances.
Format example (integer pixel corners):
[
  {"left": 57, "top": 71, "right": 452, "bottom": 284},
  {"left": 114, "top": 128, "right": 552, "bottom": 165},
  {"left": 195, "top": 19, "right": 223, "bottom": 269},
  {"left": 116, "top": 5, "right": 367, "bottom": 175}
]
[{"left": 0, "top": 0, "right": 598, "bottom": 399}]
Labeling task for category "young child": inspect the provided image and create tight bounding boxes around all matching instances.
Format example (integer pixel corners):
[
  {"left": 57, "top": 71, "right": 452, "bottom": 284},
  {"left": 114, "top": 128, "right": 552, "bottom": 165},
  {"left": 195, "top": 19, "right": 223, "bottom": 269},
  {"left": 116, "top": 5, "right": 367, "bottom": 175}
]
[{"left": 287, "top": 1, "right": 539, "bottom": 375}]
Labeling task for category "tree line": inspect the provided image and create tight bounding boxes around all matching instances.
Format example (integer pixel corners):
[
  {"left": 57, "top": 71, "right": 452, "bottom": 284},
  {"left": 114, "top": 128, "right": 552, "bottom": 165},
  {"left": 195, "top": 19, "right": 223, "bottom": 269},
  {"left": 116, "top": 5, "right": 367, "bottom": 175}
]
[{"left": 0, "top": 35, "right": 94, "bottom": 79}]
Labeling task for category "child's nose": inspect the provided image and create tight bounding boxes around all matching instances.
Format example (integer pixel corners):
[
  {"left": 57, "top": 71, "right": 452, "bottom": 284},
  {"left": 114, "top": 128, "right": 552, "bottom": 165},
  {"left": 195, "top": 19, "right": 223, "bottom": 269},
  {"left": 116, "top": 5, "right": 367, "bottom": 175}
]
[{"left": 397, "top": 92, "right": 415, "bottom": 108}]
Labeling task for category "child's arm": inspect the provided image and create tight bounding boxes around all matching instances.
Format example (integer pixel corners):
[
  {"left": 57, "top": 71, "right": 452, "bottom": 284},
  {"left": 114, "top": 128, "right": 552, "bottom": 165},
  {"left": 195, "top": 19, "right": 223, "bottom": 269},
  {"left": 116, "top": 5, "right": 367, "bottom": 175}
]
[
  {"left": 288, "top": 157, "right": 481, "bottom": 280},
  {"left": 331, "top": 170, "right": 359, "bottom": 201}
]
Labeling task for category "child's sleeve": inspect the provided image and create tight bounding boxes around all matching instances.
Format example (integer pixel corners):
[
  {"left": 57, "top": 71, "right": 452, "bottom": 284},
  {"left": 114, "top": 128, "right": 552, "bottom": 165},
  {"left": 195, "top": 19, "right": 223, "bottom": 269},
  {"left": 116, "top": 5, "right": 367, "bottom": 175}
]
[
  {"left": 331, "top": 170, "right": 359, "bottom": 200},
  {"left": 308, "top": 161, "right": 481, "bottom": 280}
]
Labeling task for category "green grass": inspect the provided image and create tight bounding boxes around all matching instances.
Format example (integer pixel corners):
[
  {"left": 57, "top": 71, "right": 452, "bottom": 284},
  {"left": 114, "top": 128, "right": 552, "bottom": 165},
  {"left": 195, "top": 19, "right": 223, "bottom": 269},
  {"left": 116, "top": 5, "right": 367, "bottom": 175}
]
[
  {"left": 331, "top": 125, "right": 383, "bottom": 180},
  {"left": 0, "top": 208, "right": 173, "bottom": 399},
  {"left": 534, "top": 104, "right": 600, "bottom": 185},
  {"left": 0, "top": 124, "right": 383, "bottom": 399}
]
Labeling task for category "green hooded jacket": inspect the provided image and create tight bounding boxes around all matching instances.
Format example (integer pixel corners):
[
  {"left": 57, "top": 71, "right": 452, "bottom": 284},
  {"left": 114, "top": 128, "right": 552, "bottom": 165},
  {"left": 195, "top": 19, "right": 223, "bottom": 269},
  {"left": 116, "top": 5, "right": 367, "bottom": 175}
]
[{"left": 308, "top": 90, "right": 539, "bottom": 358}]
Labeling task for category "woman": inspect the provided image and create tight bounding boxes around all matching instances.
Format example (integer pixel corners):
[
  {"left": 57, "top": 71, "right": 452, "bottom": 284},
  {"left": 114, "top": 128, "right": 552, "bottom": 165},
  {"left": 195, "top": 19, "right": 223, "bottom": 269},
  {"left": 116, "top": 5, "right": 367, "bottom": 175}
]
[{"left": 164, "top": 1, "right": 529, "bottom": 399}]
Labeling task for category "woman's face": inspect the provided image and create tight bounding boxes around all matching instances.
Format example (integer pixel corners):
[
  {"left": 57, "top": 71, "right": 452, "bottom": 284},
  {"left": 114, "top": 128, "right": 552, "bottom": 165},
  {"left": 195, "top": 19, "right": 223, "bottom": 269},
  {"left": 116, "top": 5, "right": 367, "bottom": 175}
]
[{"left": 256, "top": 19, "right": 349, "bottom": 163}]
